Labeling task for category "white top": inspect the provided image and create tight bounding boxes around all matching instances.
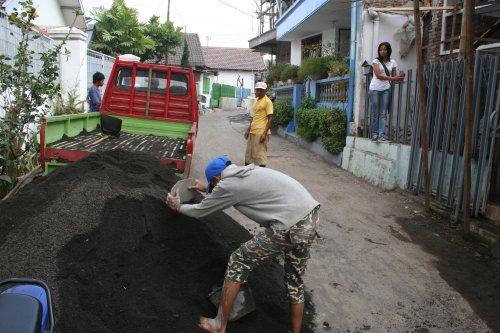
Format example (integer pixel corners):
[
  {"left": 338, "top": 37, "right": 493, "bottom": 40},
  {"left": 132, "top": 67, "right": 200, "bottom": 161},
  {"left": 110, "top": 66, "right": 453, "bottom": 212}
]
[{"left": 369, "top": 58, "right": 398, "bottom": 91}]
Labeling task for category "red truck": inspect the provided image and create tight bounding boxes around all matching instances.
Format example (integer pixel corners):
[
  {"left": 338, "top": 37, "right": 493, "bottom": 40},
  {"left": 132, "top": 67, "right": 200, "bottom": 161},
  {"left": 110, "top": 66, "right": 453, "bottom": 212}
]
[{"left": 40, "top": 55, "right": 199, "bottom": 177}]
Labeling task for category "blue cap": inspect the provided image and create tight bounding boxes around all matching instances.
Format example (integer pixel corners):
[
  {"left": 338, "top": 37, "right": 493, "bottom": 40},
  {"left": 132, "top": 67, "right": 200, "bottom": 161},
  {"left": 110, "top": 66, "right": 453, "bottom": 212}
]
[{"left": 205, "top": 156, "right": 231, "bottom": 193}]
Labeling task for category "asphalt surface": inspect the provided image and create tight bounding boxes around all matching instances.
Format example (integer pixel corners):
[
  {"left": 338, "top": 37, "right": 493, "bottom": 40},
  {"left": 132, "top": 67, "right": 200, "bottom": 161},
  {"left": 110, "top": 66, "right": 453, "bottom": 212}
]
[{"left": 190, "top": 108, "right": 500, "bottom": 333}]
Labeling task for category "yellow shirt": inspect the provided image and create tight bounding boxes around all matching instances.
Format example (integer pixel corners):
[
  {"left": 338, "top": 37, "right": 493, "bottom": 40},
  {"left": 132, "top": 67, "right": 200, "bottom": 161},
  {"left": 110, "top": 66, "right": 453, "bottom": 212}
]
[{"left": 250, "top": 95, "right": 273, "bottom": 135}]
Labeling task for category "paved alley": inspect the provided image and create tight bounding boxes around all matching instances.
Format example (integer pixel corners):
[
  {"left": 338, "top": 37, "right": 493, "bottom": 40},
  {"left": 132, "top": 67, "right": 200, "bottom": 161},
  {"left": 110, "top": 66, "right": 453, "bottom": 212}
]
[{"left": 190, "top": 109, "right": 500, "bottom": 333}]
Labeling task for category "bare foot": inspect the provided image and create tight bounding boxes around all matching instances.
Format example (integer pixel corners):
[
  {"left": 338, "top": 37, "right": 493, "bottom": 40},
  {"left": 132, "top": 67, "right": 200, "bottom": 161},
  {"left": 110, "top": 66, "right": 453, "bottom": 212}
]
[{"left": 198, "top": 317, "right": 221, "bottom": 333}]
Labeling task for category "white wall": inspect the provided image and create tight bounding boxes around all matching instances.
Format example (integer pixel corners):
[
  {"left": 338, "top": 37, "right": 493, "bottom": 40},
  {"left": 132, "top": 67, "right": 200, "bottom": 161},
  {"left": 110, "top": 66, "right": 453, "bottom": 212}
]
[
  {"left": 213, "top": 70, "right": 255, "bottom": 91},
  {"left": 6, "top": 0, "right": 66, "bottom": 27},
  {"left": 290, "top": 40, "right": 302, "bottom": 65},
  {"left": 198, "top": 72, "right": 214, "bottom": 109},
  {"left": 353, "top": 10, "right": 418, "bottom": 129},
  {"left": 49, "top": 27, "right": 88, "bottom": 104}
]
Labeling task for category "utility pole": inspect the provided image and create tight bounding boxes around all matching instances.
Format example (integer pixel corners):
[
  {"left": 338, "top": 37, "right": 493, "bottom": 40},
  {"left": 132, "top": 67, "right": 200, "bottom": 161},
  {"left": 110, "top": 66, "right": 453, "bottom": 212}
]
[
  {"left": 167, "top": 0, "right": 171, "bottom": 22},
  {"left": 462, "top": 0, "right": 474, "bottom": 238},
  {"left": 165, "top": 0, "right": 171, "bottom": 66},
  {"left": 413, "top": 0, "right": 431, "bottom": 211}
]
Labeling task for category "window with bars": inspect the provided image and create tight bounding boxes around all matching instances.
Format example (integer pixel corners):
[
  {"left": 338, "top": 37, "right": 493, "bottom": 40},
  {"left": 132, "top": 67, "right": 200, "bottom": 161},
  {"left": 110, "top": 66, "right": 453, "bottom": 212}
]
[{"left": 301, "top": 34, "right": 322, "bottom": 60}]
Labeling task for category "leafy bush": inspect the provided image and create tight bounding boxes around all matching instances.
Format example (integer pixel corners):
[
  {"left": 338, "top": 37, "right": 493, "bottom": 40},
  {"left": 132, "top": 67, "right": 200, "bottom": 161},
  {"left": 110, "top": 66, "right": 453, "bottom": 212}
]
[
  {"left": 295, "top": 104, "right": 347, "bottom": 154},
  {"left": 299, "top": 97, "right": 317, "bottom": 110},
  {"left": 297, "top": 126, "right": 316, "bottom": 142},
  {"left": 0, "top": 0, "right": 79, "bottom": 197},
  {"left": 54, "top": 89, "right": 85, "bottom": 116},
  {"left": 279, "top": 64, "right": 299, "bottom": 82},
  {"left": 267, "top": 63, "right": 288, "bottom": 83},
  {"left": 328, "top": 58, "right": 350, "bottom": 77},
  {"left": 273, "top": 100, "right": 294, "bottom": 126},
  {"left": 298, "top": 56, "right": 333, "bottom": 80}
]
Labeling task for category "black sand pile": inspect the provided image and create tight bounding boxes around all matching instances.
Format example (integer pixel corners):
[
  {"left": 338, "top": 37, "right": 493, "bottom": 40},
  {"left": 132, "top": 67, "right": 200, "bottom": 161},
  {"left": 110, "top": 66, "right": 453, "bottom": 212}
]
[{"left": 0, "top": 150, "right": 315, "bottom": 332}]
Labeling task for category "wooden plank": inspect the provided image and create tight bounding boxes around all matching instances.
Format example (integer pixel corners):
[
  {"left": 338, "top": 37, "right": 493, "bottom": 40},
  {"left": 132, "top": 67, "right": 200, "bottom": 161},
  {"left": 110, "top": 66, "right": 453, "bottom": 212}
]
[{"left": 414, "top": 0, "right": 431, "bottom": 211}]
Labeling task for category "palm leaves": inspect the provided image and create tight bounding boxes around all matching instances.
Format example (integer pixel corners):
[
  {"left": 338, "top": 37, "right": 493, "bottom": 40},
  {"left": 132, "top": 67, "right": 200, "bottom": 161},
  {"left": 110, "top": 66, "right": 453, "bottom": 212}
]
[
  {"left": 90, "top": 0, "right": 155, "bottom": 56},
  {"left": 89, "top": 0, "right": 183, "bottom": 61}
]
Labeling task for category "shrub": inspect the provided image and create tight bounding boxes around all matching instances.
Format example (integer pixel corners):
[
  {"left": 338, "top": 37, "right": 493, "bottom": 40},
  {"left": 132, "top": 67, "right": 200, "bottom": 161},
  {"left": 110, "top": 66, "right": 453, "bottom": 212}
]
[
  {"left": 267, "top": 63, "right": 288, "bottom": 84},
  {"left": 328, "top": 58, "right": 350, "bottom": 77},
  {"left": 295, "top": 103, "right": 347, "bottom": 154},
  {"left": 279, "top": 64, "right": 299, "bottom": 82},
  {"left": 273, "top": 100, "right": 294, "bottom": 126},
  {"left": 0, "top": 0, "right": 80, "bottom": 197},
  {"left": 298, "top": 56, "right": 332, "bottom": 80},
  {"left": 54, "top": 89, "right": 85, "bottom": 116}
]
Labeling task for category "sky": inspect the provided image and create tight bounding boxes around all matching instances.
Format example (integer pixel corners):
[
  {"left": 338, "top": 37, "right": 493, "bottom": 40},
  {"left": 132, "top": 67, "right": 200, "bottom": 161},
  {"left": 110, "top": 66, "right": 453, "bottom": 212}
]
[{"left": 80, "top": 0, "right": 258, "bottom": 48}]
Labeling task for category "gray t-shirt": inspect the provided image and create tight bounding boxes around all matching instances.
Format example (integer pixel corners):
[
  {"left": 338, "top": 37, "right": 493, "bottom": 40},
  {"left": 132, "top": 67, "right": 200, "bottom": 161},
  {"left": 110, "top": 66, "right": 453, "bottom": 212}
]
[{"left": 179, "top": 164, "right": 319, "bottom": 229}]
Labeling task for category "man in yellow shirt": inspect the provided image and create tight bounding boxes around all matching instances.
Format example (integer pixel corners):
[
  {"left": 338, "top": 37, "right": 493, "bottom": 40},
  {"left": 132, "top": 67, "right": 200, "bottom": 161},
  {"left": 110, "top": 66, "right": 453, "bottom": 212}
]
[{"left": 244, "top": 82, "right": 273, "bottom": 167}]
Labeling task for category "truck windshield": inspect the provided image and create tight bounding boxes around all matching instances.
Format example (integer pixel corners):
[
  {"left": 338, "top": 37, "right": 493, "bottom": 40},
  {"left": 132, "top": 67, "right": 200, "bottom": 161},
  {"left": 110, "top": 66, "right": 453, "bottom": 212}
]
[{"left": 116, "top": 68, "right": 188, "bottom": 95}]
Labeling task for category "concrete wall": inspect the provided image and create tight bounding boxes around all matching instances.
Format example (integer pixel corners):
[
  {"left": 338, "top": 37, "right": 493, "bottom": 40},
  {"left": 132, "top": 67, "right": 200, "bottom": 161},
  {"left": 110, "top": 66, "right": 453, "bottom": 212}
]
[
  {"left": 48, "top": 27, "right": 88, "bottom": 104},
  {"left": 213, "top": 70, "right": 255, "bottom": 91},
  {"left": 342, "top": 136, "right": 411, "bottom": 190},
  {"left": 219, "top": 97, "right": 238, "bottom": 111}
]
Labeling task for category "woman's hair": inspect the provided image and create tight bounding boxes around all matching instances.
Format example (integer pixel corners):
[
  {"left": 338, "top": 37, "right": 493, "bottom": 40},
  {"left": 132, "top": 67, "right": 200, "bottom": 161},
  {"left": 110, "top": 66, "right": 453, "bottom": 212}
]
[{"left": 377, "top": 42, "right": 392, "bottom": 62}]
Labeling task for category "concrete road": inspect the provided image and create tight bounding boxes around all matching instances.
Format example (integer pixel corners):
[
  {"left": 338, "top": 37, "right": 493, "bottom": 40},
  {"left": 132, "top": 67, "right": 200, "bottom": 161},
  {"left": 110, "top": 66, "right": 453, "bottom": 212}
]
[{"left": 190, "top": 109, "right": 499, "bottom": 333}]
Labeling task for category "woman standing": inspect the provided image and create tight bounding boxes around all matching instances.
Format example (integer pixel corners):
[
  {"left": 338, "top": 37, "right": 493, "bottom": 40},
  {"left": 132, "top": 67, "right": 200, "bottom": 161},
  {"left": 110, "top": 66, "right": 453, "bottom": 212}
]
[{"left": 368, "top": 42, "right": 405, "bottom": 143}]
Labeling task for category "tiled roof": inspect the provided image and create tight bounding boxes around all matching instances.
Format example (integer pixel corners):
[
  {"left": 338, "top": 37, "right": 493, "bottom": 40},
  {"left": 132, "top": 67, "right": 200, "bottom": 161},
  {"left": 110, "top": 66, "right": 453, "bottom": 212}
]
[
  {"left": 202, "top": 47, "right": 266, "bottom": 71},
  {"left": 147, "top": 33, "right": 205, "bottom": 68}
]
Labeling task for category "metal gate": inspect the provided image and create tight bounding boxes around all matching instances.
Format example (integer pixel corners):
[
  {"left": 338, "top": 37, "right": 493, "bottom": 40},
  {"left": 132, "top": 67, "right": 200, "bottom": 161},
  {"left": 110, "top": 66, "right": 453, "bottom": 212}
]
[{"left": 407, "top": 52, "right": 500, "bottom": 219}]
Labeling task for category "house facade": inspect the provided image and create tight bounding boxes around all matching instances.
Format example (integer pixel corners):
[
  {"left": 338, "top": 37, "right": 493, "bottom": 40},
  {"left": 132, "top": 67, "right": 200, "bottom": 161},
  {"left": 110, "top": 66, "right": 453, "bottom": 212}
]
[
  {"left": 2, "top": 0, "right": 87, "bottom": 31},
  {"left": 249, "top": 0, "right": 500, "bottom": 221}
]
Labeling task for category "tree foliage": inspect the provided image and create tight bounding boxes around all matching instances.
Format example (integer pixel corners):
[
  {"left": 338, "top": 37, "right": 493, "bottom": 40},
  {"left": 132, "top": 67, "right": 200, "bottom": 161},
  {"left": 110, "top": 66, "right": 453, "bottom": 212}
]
[
  {"left": 89, "top": 0, "right": 155, "bottom": 57},
  {"left": 142, "top": 15, "right": 183, "bottom": 63},
  {"left": 90, "top": 1, "right": 183, "bottom": 62},
  {"left": 180, "top": 38, "right": 190, "bottom": 68},
  {"left": 0, "top": 0, "right": 80, "bottom": 197}
]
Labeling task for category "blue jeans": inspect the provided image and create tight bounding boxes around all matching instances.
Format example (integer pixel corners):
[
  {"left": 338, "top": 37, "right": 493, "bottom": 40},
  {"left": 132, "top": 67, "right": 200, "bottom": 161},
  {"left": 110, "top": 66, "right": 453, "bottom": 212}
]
[{"left": 368, "top": 89, "right": 390, "bottom": 138}]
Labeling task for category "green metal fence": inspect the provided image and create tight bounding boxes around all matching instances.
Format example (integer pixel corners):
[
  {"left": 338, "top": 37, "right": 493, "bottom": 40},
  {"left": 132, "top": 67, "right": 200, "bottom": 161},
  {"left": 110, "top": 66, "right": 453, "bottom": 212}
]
[{"left": 210, "top": 83, "right": 236, "bottom": 107}]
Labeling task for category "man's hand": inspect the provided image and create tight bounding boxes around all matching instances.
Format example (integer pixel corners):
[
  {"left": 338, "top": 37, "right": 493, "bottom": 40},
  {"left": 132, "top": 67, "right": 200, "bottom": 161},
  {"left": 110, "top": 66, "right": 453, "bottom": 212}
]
[
  {"left": 188, "top": 179, "right": 207, "bottom": 192},
  {"left": 166, "top": 189, "right": 181, "bottom": 211}
]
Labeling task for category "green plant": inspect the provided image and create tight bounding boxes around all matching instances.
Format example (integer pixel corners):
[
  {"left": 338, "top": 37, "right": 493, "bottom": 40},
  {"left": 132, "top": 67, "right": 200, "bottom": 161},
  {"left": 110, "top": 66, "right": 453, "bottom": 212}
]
[
  {"left": 90, "top": 0, "right": 159, "bottom": 58},
  {"left": 298, "top": 56, "right": 332, "bottom": 80},
  {"left": 267, "top": 63, "right": 288, "bottom": 84},
  {"left": 54, "top": 89, "right": 85, "bottom": 116},
  {"left": 328, "top": 58, "right": 349, "bottom": 77},
  {"left": 279, "top": 64, "right": 299, "bottom": 82},
  {"left": 273, "top": 100, "right": 294, "bottom": 126},
  {"left": 299, "top": 97, "right": 317, "bottom": 110},
  {"left": 180, "top": 37, "right": 190, "bottom": 68},
  {"left": 295, "top": 104, "right": 347, "bottom": 154},
  {"left": 0, "top": 0, "right": 79, "bottom": 197}
]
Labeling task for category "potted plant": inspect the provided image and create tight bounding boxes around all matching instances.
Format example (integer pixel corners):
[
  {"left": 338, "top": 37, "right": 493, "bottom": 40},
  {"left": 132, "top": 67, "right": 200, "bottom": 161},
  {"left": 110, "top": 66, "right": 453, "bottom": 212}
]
[
  {"left": 279, "top": 64, "right": 300, "bottom": 84},
  {"left": 328, "top": 58, "right": 349, "bottom": 78},
  {"left": 298, "top": 56, "right": 331, "bottom": 81}
]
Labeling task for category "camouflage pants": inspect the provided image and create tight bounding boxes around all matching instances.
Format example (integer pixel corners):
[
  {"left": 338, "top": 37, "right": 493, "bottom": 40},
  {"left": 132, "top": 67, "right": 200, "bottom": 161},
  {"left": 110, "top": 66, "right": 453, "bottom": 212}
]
[{"left": 225, "top": 206, "right": 320, "bottom": 304}]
